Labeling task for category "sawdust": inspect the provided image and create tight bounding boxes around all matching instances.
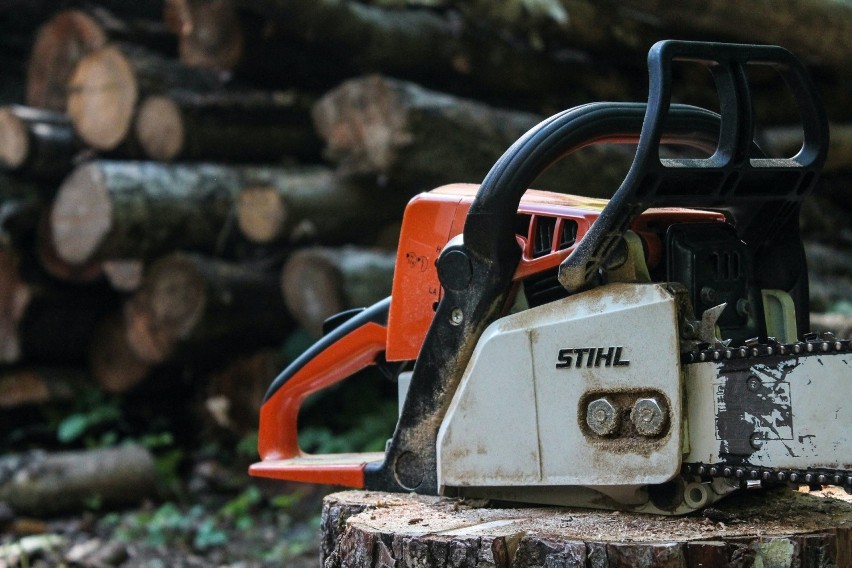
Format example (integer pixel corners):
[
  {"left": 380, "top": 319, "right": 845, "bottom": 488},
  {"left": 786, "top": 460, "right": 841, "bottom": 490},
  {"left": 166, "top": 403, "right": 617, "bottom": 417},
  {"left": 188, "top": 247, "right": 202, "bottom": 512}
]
[{"left": 332, "top": 486, "right": 852, "bottom": 543}]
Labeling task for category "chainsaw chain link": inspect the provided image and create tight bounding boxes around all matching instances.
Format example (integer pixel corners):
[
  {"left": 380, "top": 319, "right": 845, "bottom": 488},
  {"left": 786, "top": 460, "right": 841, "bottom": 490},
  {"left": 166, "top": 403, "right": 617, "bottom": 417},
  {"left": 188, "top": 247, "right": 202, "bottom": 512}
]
[{"left": 680, "top": 332, "right": 852, "bottom": 491}]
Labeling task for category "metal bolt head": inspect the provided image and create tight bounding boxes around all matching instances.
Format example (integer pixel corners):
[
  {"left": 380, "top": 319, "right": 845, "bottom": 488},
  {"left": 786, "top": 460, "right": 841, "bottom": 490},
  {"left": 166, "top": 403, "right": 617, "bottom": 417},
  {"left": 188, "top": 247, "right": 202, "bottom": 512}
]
[
  {"left": 746, "top": 375, "right": 761, "bottom": 393},
  {"left": 586, "top": 398, "right": 620, "bottom": 436},
  {"left": 449, "top": 307, "right": 463, "bottom": 326},
  {"left": 631, "top": 397, "right": 666, "bottom": 436}
]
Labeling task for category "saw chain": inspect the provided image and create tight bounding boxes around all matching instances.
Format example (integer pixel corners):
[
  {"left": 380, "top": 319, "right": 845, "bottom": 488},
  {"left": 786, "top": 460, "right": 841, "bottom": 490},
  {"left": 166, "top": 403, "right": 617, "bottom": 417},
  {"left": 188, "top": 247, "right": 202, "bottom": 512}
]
[{"left": 680, "top": 333, "right": 852, "bottom": 493}]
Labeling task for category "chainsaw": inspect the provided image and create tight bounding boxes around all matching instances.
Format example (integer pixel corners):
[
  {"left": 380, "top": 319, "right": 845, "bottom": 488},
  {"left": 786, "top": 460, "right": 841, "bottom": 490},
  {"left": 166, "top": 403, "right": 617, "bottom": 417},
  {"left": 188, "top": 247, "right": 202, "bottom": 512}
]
[{"left": 250, "top": 40, "right": 851, "bottom": 515}]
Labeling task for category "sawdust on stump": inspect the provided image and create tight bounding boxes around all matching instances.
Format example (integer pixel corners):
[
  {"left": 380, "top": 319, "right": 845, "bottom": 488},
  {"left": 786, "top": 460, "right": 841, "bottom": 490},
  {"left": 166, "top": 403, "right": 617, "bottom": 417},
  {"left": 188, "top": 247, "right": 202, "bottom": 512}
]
[{"left": 321, "top": 487, "right": 852, "bottom": 567}]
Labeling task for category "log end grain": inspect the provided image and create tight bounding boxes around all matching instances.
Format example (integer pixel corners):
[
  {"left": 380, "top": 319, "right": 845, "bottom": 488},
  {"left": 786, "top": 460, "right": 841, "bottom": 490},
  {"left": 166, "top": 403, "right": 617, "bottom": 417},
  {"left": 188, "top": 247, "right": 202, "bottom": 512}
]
[
  {"left": 135, "top": 95, "right": 184, "bottom": 161},
  {"left": 0, "top": 107, "right": 28, "bottom": 169},
  {"left": 235, "top": 185, "right": 286, "bottom": 244},
  {"left": 322, "top": 489, "right": 852, "bottom": 567},
  {"left": 26, "top": 10, "right": 108, "bottom": 111},
  {"left": 50, "top": 163, "right": 113, "bottom": 266},
  {"left": 312, "top": 75, "right": 410, "bottom": 176},
  {"left": 67, "top": 45, "right": 138, "bottom": 150},
  {"left": 124, "top": 253, "right": 207, "bottom": 364}
]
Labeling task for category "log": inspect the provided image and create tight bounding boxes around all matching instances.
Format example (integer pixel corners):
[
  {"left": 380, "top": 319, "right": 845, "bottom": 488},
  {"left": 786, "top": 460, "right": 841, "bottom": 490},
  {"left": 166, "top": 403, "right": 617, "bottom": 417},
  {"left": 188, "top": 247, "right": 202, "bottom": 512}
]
[
  {"left": 48, "top": 161, "right": 246, "bottom": 267},
  {"left": 25, "top": 8, "right": 175, "bottom": 112},
  {"left": 66, "top": 44, "right": 223, "bottom": 151},
  {"left": 123, "top": 252, "right": 292, "bottom": 370},
  {"left": 321, "top": 489, "right": 852, "bottom": 567},
  {"left": 312, "top": 75, "right": 633, "bottom": 196},
  {"left": 0, "top": 445, "right": 158, "bottom": 516},
  {"left": 0, "top": 236, "right": 31, "bottom": 364},
  {"left": 0, "top": 105, "right": 80, "bottom": 181},
  {"left": 88, "top": 313, "right": 152, "bottom": 393},
  {"left": 236, "top": 0, "right": 634, "bottom": 109},
  {"left": 165, "top": 0, "right": 244, "bottom": 71},
  {"left": 0, "top": 368, "right": 84, "bottom": 409},
  {"left": 102, "top": 259, "right": 145, "bottom": 292},
  {"left": 133, "top": 89, "right": 321, "bottom": 162},
  {"left": 280, "top": 246, "right": 395, "bottom": 337},
  {"left": 234, "top": 167, "right": 402, "bottom": 246}
]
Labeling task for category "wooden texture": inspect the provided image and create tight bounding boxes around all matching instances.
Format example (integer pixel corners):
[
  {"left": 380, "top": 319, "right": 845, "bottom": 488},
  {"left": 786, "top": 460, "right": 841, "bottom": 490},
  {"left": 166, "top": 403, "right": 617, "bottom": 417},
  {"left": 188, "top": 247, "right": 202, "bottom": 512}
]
[
  {"left": 237, "top": 0, "right": 632, "bottom": 109},
  {"left": 47, "top": 161, "right": 280, "bottom": 266},
  {"left": 322, "top": 489, "right": 852, "bottom": 567},
  {"left": 0, "top": 368, "right": 84, "bottom": 409},
  {"left": 280, "top": 246, "right": 395, "bottom": 337},
  {"left": 312, "top": 75, "right": 633, "bottom": 197},
  {"left": 0, "top": 445, "right": 158, "bottom": 516},
  {"left": 234, "top": 167, "right": 401, "bottom": 245},
  {"left": 26, "top": 8, "right": 175, "bottom": 112},
  {"left": 134, "top": 89, "right": 321, "bottom": 162},
  {"left": 166, "top": 0, "right": 244, "bottom": 72},
  {"left": 0, "top": 105, "right": 80, "bottom": 180},
  {"left": 66, "top": 44, "right": 222, "bottom": 150},
  {"left": 88, "top": 312, "right": 152, "bottom": 393},
  {"left": 0, "top": 237, "right": 31, "bottom": 364},
  {"left": 123, "top": 253, "right": 291, "bottom": 369}
]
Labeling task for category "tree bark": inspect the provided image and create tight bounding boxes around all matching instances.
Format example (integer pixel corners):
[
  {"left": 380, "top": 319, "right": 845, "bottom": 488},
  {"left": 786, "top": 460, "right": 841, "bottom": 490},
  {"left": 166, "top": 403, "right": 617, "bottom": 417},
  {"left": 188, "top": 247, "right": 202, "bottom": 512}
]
[
  {"left": 123, "top": 253, "right": 292, "bottom": 370},
  {"left": 235, "top": 0, "right": 633, "bottom": 110},
  {"left": 280, "top": 246, "right": 395, "bottom": 337},
  {"left": 88, "top": 312, "right": 152, "bottom": 393},
  {"left": 26, "top": 8, "right": 175, "bottom": 112},
  {"left": 0, "top": 236, "right": 31, "bottom": 364},
  {"left": 0, "top": 445, "right": 158, "bottom": 516},
  {"left": 0, "top": 105, "right": 80, "bottom": 181},
  {"left": 321, "top": 489, "right": 852, "bottom": 567},
  {"left": 312, "top": 75, "right": 633, "bottom": 197},
  {"left": 133, "top": 89, "right": 321, "bottom": 162},
  {"left": 234, "top": 167, "right": 403, "bottom": 246},
  {"left": 48, "top": 161, "right": 255, "bottom": 267},
  {"left": 66, "top": 44, "right": 223, "bottom": 151}
]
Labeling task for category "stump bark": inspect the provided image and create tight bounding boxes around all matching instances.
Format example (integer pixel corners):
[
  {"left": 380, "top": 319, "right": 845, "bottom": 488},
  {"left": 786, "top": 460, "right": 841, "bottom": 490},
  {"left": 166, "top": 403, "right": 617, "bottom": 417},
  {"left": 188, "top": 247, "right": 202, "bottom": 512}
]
[{"left": 321, "top": 489, "right": 852, "bottom": 567}]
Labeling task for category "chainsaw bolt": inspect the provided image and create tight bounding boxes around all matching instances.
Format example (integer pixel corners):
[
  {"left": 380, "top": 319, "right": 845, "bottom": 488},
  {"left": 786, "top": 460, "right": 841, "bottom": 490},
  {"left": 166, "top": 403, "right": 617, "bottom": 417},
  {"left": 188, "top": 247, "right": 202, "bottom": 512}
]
[
  {"left": 631, "top": 397, "right": 666, "bottom": 436},
  {"left": 449, "top": 307, "right": 463, "bottom": 326},
  {"left": 746, "top": 375, "right": 761, "bottom": 393},
  {"left": 586, "top": 398, "right": 620, "bottom": 436}
]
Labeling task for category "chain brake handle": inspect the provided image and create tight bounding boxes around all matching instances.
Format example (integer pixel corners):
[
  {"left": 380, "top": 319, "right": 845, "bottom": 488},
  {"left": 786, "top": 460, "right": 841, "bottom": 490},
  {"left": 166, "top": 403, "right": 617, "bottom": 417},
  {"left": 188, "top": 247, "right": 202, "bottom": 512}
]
[{"left": 557, "top": 40, "right": 829, "bottom": 292}]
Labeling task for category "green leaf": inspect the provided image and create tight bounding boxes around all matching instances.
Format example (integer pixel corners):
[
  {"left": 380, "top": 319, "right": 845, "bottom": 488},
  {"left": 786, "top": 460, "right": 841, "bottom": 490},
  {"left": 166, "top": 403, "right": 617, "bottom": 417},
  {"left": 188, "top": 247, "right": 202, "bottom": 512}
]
[{"left": 57, "top": 414, "right": 90, "bottom": 443}]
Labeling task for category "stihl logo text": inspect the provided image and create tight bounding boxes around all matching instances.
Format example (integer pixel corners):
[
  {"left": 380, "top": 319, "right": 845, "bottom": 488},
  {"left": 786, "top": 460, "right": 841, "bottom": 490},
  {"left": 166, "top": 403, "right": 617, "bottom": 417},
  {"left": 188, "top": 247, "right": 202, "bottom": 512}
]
[{"left": 555, "top": 347, "right": 630, "bottom": 369}]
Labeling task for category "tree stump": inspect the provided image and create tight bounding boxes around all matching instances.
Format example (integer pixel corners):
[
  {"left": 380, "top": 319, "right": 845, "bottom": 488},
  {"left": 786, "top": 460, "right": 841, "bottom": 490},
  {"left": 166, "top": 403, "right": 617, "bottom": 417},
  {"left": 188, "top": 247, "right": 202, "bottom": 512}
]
[{"left": 321, "top": 489, "right": 852, "bottom": 567}]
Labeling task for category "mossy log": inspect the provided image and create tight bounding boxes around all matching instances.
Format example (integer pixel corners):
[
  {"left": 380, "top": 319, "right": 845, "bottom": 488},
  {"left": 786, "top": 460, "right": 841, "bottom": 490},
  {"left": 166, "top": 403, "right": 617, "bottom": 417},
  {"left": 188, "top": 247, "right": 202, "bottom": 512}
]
[
  {"left": 234, "top": 167, "right": 403, "bottom": 246},
  {"left": 0, "top": 445, "right": 158, "bottom": 517},
  {"left": 47, "top": 161, "right": 297, "bottom": 267},
  {"left": 312, "top": 75, "right": 633, "bottom": 197},
  {"left": 280, "top": 246, "right": 395, "bottom": 337},
  {"left": 122, "top": 253, "right": 291, "bottom": 377},
  {"left": 0, "top": 105, "right": 80, "bottom": 181},
  {"left": 134, "top": 89, "right": 321, "bottom": 163},
  {"left": 321, "top": 489, "right": 852, "bottom": 567}
]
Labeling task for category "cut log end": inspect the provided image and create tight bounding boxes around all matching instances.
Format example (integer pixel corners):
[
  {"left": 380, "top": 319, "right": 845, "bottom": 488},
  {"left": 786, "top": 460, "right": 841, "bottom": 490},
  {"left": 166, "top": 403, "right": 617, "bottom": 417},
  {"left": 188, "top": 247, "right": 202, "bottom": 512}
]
[
  {"left": 175, "top": 0, "right": 244, "bottom": 71},
  {"left": 0, "top": 108, "right": 28, "bottom": 169},
  {"left": 322, "top": 489, "right": 852, "bottom": 567},
  {"left": 135, "top": 95, "right": 184, "bottom": 161},
  {"left": 26, "top": 10, "right": 108, "bottom": 111},
  {"left": 312, "top": 75, "right": 409, "bottom": 176},
  {"left": 67, "top": 46, "right": 138, "bottom": 150},
  {"left": 236, "top": 185, "right": 286, "bottom": 244},
  {"left": 50, "top": 163, "right": 113, "bottom": 266},
  {"left": 124, "top": 254, "right": 208, "bottom": 364}
]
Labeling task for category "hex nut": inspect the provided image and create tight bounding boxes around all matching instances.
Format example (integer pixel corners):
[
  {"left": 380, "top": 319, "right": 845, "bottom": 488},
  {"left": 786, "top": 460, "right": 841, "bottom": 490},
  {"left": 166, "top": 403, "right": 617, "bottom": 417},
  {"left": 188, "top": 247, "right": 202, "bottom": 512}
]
[
  {"left": 586, "top": 398, "right": 620, "bottom": 436},
  {"left": 631, "top": 397, "right": 666, "bottom": 436}
]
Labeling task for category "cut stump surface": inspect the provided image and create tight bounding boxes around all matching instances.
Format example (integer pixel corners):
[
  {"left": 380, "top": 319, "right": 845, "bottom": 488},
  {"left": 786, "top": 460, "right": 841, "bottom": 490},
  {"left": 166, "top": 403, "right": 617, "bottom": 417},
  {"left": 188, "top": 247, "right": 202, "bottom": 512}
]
[{"left": 321, "top": 488, "right": 852, "bottom": 567}]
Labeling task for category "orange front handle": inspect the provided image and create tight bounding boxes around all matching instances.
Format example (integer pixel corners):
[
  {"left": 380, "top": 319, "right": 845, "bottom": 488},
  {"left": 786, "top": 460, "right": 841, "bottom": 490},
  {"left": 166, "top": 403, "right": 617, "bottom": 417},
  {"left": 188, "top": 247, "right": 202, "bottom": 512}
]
[{"left": 252, "top": 309, "right": 389, "bottom": 487}]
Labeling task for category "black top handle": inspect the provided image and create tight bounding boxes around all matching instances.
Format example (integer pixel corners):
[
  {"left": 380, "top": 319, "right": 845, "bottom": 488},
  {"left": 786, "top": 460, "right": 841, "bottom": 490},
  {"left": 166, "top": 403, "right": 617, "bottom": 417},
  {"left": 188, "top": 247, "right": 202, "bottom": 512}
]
[{"left": 557, "top": 40, "right": 829, "bottom": 292}]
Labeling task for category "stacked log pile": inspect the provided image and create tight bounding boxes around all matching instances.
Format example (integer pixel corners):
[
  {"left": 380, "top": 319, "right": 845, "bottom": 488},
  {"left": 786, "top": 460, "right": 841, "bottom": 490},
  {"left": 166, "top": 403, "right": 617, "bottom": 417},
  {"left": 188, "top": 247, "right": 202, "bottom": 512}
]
[{"left": 1, "top": 0, "right": 852, "bottom": 494}]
